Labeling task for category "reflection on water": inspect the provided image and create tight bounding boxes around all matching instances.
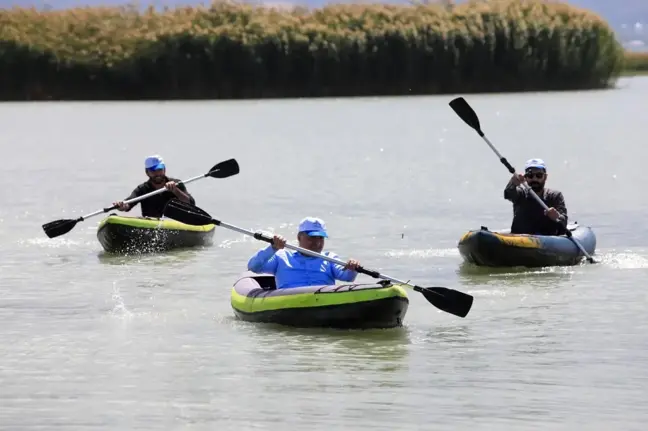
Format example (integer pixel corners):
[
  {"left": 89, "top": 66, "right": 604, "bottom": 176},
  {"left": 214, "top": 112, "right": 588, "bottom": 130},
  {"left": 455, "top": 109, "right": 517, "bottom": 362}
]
[
  {"left": 456, "top": 261, "right": 577, "bottom": 287},
  {"left": 456, "top": 248, "right": 648, "bottom": 290},
  {"left": 239, "top": 321, "right": 411, "bottom": 372},
  {"left": 96, "top": 246, "right": 208, "bottom": 266},
  {"left": 409, "top": 323, "right": 474, "bottom": 347}
]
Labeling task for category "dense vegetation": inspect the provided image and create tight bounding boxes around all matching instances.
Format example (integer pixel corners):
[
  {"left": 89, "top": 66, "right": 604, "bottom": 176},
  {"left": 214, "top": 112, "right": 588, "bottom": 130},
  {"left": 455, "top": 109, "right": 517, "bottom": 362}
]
[
  {"left": 0, "top": 0, "right": 626, "bottom": 100},
  {"left": 623, "top": 51, "right": 648, "bottom": 75}
]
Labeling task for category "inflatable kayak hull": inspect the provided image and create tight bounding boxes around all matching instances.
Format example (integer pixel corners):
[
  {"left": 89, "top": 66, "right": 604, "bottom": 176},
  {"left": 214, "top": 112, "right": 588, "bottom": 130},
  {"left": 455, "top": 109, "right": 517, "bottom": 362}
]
[
  {"left": 231, "top": 273, "right": 409, "bottom": 329},
  {"left": 458, "top": 223, "right": 596, "bottom": 268},
  {"left": 96, "top": 214, "right": 215, "bottom": 253}
]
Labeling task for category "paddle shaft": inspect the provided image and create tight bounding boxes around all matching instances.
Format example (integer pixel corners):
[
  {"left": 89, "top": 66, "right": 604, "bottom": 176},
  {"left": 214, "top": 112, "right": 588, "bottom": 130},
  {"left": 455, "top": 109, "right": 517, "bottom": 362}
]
[
  {"left": 76, "top": 171, "right": 212, "bottom": 222},
  {"left": 210, "top": 218, "right": 428, "bottom": 292},
  {"left": 463, "top": 110, "right": 595, "bottom": 262},
  {"left": 478, "top": 133, "right": 564, "bottom": 212}
]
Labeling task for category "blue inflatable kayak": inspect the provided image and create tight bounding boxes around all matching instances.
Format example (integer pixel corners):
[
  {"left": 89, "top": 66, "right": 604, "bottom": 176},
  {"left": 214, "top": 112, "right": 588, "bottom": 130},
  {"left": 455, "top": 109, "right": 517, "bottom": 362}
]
[{"left": 457, "top": 223, "right": 597, "bottom": 268}]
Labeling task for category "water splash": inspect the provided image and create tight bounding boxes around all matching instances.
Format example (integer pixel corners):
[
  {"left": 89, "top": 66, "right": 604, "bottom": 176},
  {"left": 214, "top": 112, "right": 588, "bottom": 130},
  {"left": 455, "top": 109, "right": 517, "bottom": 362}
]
[
  {"left": 384, "top": 248, "right": 460, "bottom": 258},
  {"left": 218, "top": 224, "right": 292, "bottom": 249},
  {"left": 109, "top": 280, "right": 133, "bottom": 320},
  {"left": 19, "top": 237, "right": 88, "bottom": 248},
  {"left": 467, "top": 288, "right": 508, "bottom": 297},
  {"left": 219, "top": 234, "right": 256, "bottom": 249},
  {"left": 598, "top": 250, "right": 648, "bottom": 269}
]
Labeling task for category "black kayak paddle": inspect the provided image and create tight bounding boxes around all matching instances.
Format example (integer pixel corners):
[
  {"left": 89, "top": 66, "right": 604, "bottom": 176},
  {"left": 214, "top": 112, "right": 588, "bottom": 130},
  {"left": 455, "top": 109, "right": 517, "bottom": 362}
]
[
  {"left": 448, "top": 97, "right": 596, "bottom": 264},
  {"left": 42, "top": 158, "right": 240, "bottom": 239},
  {"left": 163, "top": 199, "right": 475, "bottom": 318}
]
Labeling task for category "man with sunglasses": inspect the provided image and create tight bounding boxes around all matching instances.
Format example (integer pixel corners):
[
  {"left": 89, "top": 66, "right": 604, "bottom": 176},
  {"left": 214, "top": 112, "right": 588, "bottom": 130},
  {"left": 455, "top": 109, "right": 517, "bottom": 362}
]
[
  {"left": 112, "top": 155, "right": 195, "bottom": 218},
  {"left": 504, "top": 158, "right": 568, "bottom": 236}
]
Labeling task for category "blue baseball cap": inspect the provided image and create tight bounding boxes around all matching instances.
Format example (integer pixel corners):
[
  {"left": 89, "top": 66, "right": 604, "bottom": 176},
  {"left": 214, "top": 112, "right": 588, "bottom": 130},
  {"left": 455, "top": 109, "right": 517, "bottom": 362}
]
[
  {"left": 298, "top": 217, "right": 328, "bottom": 238},
  {"left": 525, "top": 158, "right": 546, "bottom": 171},
  {"left": 145, "top": 155, "right": 165, "bottom": 171}
]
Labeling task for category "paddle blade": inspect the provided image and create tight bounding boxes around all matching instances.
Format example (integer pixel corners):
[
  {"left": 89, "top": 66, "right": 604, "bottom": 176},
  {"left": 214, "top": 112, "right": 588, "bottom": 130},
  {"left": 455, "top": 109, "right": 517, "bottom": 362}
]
[
  {"left": 206, "top": 158, "right": 239, "bottom": 179},
  {"left": 449, "top": 97, "right": 482, "bottom": 134},
  {"left": 163, "top": 200, "right": 214, "bottom": 226},
  {"left": 42, "top": 219, "right": 78, "bottom": 238},
  {"left": 420, "top": 286, "right": 474, "bottom": 318}
]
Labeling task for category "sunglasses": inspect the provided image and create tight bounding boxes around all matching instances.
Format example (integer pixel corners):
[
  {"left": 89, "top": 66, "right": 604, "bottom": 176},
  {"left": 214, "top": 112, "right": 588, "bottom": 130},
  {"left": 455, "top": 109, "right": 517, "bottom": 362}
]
[{"left": 524, "top": 171, "right": 545, "bottom": 179}]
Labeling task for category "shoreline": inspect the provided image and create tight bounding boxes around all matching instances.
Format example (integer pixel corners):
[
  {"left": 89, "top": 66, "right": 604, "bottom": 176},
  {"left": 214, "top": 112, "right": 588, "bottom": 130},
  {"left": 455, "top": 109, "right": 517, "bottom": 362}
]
[{"left": 621, "top": 71, "right": 648, "bottom": 77}]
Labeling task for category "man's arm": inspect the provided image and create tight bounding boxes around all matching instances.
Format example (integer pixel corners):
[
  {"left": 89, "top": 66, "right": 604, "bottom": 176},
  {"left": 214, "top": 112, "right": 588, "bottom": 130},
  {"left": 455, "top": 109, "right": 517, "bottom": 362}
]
[
  {"left": 115, "top": 185, "right": 145, "bottom": 211},
  {"left": 327, "top": 252, "right": 358, "bottom": 282},
  {"left": 171, "top": 182, "right": 195, "bottom": 205},
  {"left": 551, "top": 191, "right": 569, "bottom": 227},
  {"left": 504, "top": 177, "right": 526, "bottom": 203},
  {"left": 247, "top": 245, "right": 279, "bottom": 274}
]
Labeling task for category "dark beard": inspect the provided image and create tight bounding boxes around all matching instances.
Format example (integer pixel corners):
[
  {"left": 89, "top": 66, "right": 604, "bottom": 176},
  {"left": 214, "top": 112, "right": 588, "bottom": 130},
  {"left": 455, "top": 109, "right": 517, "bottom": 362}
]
[
  {"left": 528, "top": 182, "right": 543, "bottom": 192},
  {"left": 151, "top": 176, "right": 166, "bottom": 185}
]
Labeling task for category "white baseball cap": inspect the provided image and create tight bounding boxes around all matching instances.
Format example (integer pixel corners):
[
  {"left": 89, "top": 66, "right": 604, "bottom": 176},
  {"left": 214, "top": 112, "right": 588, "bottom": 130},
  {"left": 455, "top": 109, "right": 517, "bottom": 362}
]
[{"left": 524, "top": 158, "right": 546, "bottom": 171}]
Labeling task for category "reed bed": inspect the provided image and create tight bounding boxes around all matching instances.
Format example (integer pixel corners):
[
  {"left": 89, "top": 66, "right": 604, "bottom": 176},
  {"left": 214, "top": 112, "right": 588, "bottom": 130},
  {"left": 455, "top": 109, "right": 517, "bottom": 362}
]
[
  {"left": 623, "top": 51, "right": 648, "bottom": 74},
  {"left": 0, "top": 0, "right": 625, "bottom": 100}
]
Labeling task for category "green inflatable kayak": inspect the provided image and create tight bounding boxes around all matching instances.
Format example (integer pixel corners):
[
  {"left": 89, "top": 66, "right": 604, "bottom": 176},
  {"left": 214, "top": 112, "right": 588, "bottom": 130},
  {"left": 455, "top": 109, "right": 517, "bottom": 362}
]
[
  {"left": 231, "top": 272, "right": 410, "bottom": 329},
  {"left": 96, "top": 214, "right": 215, "bottom": 253}
]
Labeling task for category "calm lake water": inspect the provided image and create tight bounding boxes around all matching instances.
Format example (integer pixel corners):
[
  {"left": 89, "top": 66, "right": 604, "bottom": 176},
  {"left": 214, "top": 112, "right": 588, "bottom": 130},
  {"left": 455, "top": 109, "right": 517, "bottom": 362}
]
[{"left": 1, "top": 76, "right": 647, "bottom": 430}]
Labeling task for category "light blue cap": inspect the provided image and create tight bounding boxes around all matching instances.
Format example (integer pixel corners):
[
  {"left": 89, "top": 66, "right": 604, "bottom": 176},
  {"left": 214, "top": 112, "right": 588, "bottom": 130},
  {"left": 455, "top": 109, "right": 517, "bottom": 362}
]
[
  {"left": 525, "top": 158, "right": 546, "bottom": 171},
  {"left": 145, "top": 155, "right": 165, "bottom": 171},
  {"left": 298, "top": 217, "right": 328, "bottom": 238}
]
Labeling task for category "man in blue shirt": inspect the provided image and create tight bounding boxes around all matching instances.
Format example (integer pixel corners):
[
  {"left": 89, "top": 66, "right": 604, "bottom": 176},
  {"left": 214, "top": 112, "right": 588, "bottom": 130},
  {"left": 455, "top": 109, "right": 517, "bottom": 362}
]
[{"left": 247, "top": 217, "right": 361, "bottom": 289}]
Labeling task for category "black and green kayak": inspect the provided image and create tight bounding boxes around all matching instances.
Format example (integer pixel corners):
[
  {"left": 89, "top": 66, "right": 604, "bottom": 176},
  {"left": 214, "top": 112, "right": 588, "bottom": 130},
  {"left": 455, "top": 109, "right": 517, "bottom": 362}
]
[
  {"left": 96, "top": 214, "right": 215, "bottom": 253},
  {"left": 231, "top": 272, "right": 409, "bottom": 329}
]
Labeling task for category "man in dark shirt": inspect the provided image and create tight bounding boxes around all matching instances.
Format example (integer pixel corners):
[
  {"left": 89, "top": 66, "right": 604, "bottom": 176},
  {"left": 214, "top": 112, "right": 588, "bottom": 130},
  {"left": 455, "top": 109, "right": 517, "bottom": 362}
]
[
  {"left": 504, "top": 158, "right": 568, "bottom": 236},
  {"left": 112, "top": 155, "right": 195, "bottom": 218}
]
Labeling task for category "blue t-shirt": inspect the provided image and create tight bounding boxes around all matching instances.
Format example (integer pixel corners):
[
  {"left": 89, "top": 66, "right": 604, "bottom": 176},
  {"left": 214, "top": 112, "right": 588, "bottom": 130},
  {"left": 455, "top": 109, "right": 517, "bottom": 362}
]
[{"left": 247, "top": 245, "right": 358, "bottom": 289}]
